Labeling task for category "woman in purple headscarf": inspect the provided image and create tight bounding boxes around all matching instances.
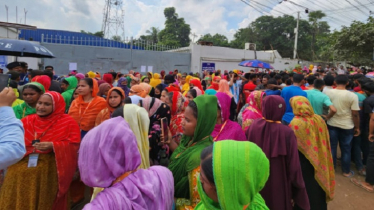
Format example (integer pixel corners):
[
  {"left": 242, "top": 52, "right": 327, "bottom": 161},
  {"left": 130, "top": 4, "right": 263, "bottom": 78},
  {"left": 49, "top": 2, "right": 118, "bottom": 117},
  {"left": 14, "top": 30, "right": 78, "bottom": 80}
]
[
  {"left": 117, "top": 77, "right": 130, "bottom": 96},
  {"left": 78, "top": 117, "right": 174, "bottom": 210},
  {"left": 212, "top": 92, "right": 246, "bottom": 141},
  {"left": 246, "top": 95, "right": 310, "bottom": 210}
]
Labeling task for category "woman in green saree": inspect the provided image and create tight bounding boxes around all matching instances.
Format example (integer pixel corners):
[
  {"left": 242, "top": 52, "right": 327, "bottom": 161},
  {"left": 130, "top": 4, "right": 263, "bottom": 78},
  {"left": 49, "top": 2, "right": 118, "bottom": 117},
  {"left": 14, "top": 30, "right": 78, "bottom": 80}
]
[
  {"left": 168, "top": 95, "right": 217, "bottom": 209},
  {"left": 196, "top": 140, "right": 270, "bottom": 210},
  {"left": 13, "top": 82, "right": 45, "bottom": 119}
]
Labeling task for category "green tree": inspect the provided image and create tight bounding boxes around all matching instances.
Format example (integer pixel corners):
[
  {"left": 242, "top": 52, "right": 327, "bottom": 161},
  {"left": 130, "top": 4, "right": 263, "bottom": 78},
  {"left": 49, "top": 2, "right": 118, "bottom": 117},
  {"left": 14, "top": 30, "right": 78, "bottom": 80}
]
[
  {"left": 112, "top": 35, "right": 122, "bottom": 41},
  {"left": 158, "top": 7, "right": 191, "bottom": 47},
  {"left": 308, "top": 11, "right": 329, "bottom": 61},
  {"left": 197, "top": 33, "right": 229, "bottom": 47},
  {"left": 230, "top": 15, "right": 313, "bottom": 60},
  {"left": 331, "top": 17, "right": 374, "bottom": 66},
  {"left": 146, "top": 27, "right": 160, "bottom": 43},
  {"left": 80, "top": 30, "right": 104, "bottom": 38}
]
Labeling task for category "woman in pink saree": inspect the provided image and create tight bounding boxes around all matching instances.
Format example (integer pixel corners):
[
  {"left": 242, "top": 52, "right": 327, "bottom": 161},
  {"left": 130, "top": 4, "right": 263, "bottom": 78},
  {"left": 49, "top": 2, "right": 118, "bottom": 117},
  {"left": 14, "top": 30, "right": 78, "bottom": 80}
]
[
  {"left": 212, "top": 92, "right": 246, "bottom": 141},
  {"left": 242, "top": 91, "right": 266, "bottom": 131}
]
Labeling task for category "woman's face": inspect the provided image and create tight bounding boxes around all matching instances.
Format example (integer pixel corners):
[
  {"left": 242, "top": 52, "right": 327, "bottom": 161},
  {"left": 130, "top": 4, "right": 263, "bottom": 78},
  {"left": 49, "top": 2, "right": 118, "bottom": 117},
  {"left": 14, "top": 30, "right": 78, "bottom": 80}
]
[
  {"left": 77, "top": 80, "right": 92, "bottom": 96},
  {"left": 182, "top": 106, "right": 197, "bottom": 137},
  {"left": 130, "top": 80, "right": 138, "bottom": 87},
  {"left": 154, "top": 88, "right": 161, "bottom": 96},
  {"left": 186, "top": 92, "right": 194, "bottom": 101},
  {"left": 73, "top": 90, "right": 79, "bottom": 99},
  {"left": 103, "top": 86, "right": 111, "bottom": 97},
  {"left": 108, "top": 91, "right": 122, "bottom": 108},
  {"left": 36, "top": 95, "right": 53, "bottom": 117},
  {"left": 165, "top": 95, "right": 172, "bottom": 110},
  {"left": 160, "top": 90, "right": 168, "bottom": 103},
  {"left": 121, "top": 80, "right": 128, "bottom": 86},
  {"left": 143, "top": 78, "right": 150, "bottom": 84},
  {"left": 200, "top": 163, "right": 218, "bottom": 203},
  {"left": 23, "top": 88, "right": 42, "bottom": 106}
]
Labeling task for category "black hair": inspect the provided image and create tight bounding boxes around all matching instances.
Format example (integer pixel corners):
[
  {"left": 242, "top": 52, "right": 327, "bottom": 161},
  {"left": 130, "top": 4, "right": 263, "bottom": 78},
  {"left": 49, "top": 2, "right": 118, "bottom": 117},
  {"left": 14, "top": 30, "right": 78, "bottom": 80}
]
[
  {"left": 293, "top": 74, "right": 304, "bottom": 83},
  {"left": 22, "top": 84, "right": 44, "bottom": 93},
  {"left": 249, "top": 73, "right": 257, "bottom": 80},
  {"left": 117, "top": 73, "right": 124, "bottom": 78},
  {"left": 306, "top": 75, "right": 316, "bottom": 85},
  {"left": 269, "top": 72, "right": 276, "bottom": 78},
  {"left": 314, "top": 79, "right": 325, "bottom": 89},
  {"left": 274, "top": 74, "right": 282, "bottom": 81},
  {"left": 358, "top": 77, "right": 372, "bottom": 86},
  {"left": 30, "top": 70, "right": 44, "bottom": 79},
  {"left": 7, "top": 71, "right": 20, "bottom": 80},
  {"left": 200, "top": 145, "right": 214, "bottom": 184},
  {"left": 8, "top": 80, "right": 18, "bottom": 89},
  {"left": 45, "top": 65, "right": 54, "bottom": 70},
  {"left": 353, "top": 74, "right": 365, "bottom": 81},
  {"left": 286, "top": 79, "right": 292, "bottom": 86},
  {"left": 124, "top": 97, "right": 132, "bottom": 104},
  {"left": 346, "top": 79, "right": 355, "bottom": 90},
  {"left": 62, "top": 79, "right": 69, "bottom": 86},
  {"left": 164, "top": 75, "right": 175, "bottom": 85},
  {"left": 188, "top": 89, "right": 197, "bottom": 98},
  {"left": 282, "top": 75, "right": 289, "bottom": 83},
  {"left": 187, "top": 100, "right": 198, "bottom": 119},
  {"left": 111, "top": 106, "right": 124, "bottom": 118},
  {"left": 267, "top": 78, "right": 277, "bottom": 85},
  {"left": 109, "top": 72, "right": 117, "bottom": 80},
  {"left": 167, "top": 91, "right": 174, "bottom": 102},
  {"left": 155, "top": 84, "right": 165, "bottom": 92},
  {"left": 335, "top": 75, "right": 349, "bottom": 85},
  {"left": 323, "top": 75, "right": 335, "bottom": 86},
  {"left": 362, "top": 82, "right": 374, "bottom": 93},
  {"left": 81, "top": 78, "right": 94, "bottom": 88},
  {"left": 244, "top": 73, "right": 251, "bottom": 80},
  {"left": 262, "top": 74, "right": 270, "bottom": 80},
  {"left": 43, "top": 70, "right": 54, "bottom": 80}
]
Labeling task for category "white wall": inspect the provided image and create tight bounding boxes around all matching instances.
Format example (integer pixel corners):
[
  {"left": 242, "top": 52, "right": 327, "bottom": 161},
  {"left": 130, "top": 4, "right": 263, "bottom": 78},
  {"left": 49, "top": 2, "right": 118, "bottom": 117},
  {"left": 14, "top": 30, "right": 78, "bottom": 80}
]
[
  {"left": 190, "top": 43, "right": 299, "bottom": 73},
  {"left": 0, "top": 26, "right": 18, "bottom": 39}
]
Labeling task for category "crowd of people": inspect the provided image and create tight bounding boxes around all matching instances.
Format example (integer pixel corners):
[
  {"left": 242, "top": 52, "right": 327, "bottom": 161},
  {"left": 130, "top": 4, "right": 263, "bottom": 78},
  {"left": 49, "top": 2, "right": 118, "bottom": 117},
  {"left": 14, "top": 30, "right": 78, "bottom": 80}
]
[{"left": 0, "top": 61, "right": 373, "bottom": 210}]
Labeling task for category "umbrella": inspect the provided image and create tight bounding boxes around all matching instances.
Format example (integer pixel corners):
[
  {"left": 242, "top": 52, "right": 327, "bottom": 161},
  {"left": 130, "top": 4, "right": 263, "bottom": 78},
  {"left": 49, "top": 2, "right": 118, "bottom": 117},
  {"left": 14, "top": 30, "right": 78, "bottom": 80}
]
[
  {"left": 0, "top": 39, "right": 55, "bottom": 58},
  {"left": 239, "top": 60, "right": 274, "bottom": 69}
]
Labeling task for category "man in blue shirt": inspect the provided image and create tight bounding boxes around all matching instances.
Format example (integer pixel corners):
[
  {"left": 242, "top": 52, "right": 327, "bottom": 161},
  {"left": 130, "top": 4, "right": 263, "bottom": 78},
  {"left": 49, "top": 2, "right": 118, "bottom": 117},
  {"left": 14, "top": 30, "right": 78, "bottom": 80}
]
[
  {"left": 281, "top": 73, "right": 307, "bottom": 125},
  {"left": 0, "top": 87, "right": 25, "bottom": 170}
]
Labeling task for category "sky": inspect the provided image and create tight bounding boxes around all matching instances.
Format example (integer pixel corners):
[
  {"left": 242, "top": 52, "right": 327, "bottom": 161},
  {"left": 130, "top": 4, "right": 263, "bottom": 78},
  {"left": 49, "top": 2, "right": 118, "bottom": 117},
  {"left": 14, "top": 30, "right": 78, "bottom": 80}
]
[{"left": 1, "top": 0, "right": 373, "bottom": 41}]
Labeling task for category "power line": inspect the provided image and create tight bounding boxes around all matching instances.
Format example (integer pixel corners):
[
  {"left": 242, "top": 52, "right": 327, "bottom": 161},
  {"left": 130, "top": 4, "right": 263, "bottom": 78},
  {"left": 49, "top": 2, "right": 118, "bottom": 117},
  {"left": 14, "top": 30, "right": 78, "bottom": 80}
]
[
  {"left": 240, "top": 0, "right": 265, "bottom": 14},
  {"left": 344, "top": 0, "right": 367, "bottom": 13}
]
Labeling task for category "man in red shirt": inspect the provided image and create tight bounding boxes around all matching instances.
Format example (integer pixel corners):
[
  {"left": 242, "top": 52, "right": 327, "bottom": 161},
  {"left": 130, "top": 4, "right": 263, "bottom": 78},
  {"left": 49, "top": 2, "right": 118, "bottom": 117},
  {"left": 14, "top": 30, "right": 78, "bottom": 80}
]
[{"left": 243, "top": 73, "right": 257, "bottom": 100}]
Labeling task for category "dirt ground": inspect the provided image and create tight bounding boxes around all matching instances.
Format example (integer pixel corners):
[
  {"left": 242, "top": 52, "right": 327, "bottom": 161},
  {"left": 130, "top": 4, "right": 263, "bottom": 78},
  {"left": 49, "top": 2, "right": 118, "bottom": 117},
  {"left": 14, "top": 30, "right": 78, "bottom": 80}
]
[{"left": 329, "top": 164, "right": 374, "bottom": 210}]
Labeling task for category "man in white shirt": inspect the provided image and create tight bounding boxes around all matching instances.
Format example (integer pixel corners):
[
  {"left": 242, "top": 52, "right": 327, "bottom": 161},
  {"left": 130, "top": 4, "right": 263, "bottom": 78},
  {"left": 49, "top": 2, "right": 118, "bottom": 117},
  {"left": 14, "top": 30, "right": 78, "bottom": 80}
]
[{"left": 325, "top": 75, "right": 360, "bottom": 177}]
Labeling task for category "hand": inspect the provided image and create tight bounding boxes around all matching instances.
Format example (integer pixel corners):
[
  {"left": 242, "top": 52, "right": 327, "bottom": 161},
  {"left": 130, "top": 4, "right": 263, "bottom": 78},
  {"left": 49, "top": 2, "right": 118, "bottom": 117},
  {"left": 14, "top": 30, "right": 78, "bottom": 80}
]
[
  {"left": 354, "top": 128, "right": 360, "bottom": 137},
  {"left": 34, "top": 142, "right": 53, "bottom": 151},
  {"left": 0, "top": 87, "right": 16, "bottom": 107},
  {"left": 369, "top": 134, "right": 374, "bottom": 142}
]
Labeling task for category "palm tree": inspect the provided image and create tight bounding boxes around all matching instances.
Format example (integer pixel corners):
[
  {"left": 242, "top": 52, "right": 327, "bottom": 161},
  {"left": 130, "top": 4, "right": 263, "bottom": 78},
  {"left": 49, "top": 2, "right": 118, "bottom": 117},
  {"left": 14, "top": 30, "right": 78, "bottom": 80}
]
[
  {"left": 146, "top": 27, "right": 160, "bottom": 44},
  {"left": 308, "top": 11, "right": 326, "bottom": 61}
]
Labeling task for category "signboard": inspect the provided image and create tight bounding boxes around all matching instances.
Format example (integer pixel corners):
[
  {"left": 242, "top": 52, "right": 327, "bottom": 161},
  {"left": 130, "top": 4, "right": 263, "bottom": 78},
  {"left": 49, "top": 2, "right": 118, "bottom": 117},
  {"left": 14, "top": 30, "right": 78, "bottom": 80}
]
[
  {"left": 0, "top": 56, "right": 7, "bottom": 70},
  {"left": 202, "top": 62, "right": 215, "bottom": 72}
]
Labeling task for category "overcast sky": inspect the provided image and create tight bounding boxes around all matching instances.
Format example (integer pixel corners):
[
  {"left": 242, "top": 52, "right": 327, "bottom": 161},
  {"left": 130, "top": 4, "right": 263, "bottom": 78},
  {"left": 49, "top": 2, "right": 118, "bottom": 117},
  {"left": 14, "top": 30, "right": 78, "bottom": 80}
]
[{"left": 2, "top": 0, "right": 373, "bottom": 41}]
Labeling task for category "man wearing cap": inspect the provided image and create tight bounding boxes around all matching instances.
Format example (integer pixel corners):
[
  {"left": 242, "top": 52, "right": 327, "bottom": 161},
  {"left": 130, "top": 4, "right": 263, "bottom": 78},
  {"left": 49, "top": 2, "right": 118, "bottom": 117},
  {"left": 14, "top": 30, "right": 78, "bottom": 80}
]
[{"left": 6, "top": 62, "right": 29, "bottom": 85}]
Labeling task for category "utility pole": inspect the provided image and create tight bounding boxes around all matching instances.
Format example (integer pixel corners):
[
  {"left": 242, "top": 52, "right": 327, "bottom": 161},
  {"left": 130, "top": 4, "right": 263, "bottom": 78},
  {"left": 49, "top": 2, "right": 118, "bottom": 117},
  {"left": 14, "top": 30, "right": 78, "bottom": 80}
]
[{"left": 293, "top": 11, "right": 300, "bottom": 59}]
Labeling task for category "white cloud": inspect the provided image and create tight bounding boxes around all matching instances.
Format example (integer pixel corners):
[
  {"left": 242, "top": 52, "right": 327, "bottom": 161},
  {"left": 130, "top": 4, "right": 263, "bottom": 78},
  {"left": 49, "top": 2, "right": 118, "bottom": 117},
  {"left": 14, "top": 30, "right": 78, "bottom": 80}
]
[{"left": 1, "top": 0, "right": 372, "bottom": 42}]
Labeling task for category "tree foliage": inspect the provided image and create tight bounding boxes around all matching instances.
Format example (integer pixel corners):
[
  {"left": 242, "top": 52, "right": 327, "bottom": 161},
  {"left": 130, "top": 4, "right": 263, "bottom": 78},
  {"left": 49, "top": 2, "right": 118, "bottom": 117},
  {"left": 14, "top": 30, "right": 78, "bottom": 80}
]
[
  {"left": 329, "top": 17, "right": 374, "bottom": 66},
  {"left": 80, "top": 30, "right": 104, "bottom": 38},
  {"left": 158, "top": 7, "right": 191, "bottom": 47},
  {"left": 197, "top": 33, "right": 229, "bottom": 47}
]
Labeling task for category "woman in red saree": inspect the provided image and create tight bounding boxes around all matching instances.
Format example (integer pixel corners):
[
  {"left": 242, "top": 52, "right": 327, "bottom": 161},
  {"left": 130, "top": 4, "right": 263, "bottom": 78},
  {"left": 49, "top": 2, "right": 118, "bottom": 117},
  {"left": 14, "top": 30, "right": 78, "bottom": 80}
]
[
  {"left": 166, "top": 91, "right": 188, "bottom": 148},
  {"left": 0, "top": 91, "right": 80, "bottom": 210}
]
